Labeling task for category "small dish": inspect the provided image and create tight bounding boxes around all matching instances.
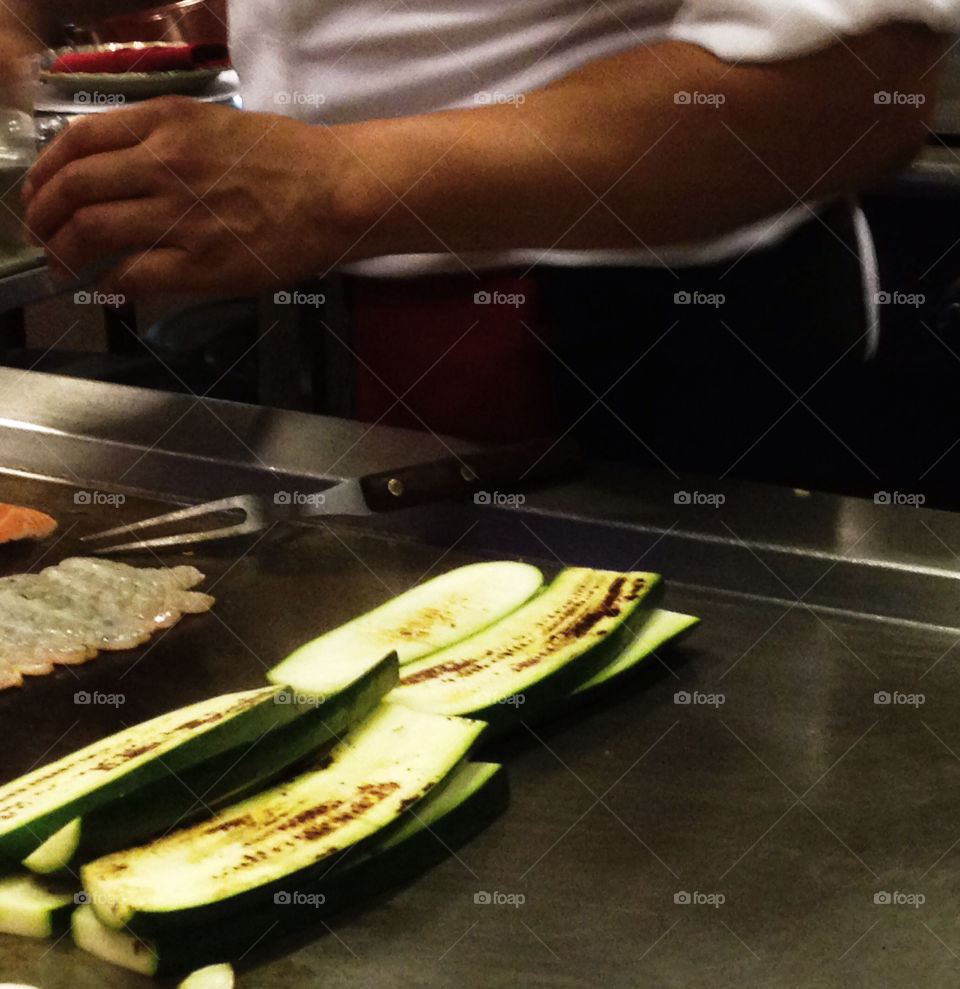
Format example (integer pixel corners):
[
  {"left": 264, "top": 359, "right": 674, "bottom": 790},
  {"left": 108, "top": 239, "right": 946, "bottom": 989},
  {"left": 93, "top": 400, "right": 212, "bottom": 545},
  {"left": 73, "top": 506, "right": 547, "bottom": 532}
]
[{"left": 40, "top": 43, "right": 225, "bottom": 101}]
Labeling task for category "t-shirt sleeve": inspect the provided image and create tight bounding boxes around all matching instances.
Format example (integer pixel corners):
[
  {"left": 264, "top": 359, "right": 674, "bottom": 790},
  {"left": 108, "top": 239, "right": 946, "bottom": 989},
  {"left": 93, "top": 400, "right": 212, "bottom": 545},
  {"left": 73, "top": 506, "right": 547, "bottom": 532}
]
[{"left": 668, "top": 0, "right": 960, "bottom": 60}]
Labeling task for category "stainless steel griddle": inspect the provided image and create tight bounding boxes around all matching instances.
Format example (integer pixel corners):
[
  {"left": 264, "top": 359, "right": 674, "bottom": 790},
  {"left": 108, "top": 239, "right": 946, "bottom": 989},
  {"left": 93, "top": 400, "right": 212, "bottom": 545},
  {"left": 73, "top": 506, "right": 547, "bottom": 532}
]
[
  {"left": 0, "top": 251, "right": 56, "bottom": 313},
  {"left": 1, "top": 367, "right": 959, "bottom": 988}
]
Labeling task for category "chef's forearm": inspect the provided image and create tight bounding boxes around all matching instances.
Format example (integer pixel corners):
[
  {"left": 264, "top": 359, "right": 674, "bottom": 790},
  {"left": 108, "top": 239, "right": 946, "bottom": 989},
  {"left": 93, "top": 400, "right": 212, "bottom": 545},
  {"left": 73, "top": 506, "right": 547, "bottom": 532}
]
[{"left": 330, "top": 22, "right": 944, "bottom": 259}]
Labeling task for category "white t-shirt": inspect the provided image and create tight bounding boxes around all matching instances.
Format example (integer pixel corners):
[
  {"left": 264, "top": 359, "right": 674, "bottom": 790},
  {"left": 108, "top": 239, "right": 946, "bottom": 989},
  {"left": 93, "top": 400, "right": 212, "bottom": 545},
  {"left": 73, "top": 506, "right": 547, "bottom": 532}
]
[{"left": 229, "top": 0, "right": 960, "bottom": 275}]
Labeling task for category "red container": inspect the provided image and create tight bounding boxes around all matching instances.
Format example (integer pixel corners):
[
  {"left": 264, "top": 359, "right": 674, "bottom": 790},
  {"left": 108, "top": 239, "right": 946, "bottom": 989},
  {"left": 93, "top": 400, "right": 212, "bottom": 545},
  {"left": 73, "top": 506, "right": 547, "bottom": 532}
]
[{"left": 65, "top": 0, "right": 228, "bottom": 48}]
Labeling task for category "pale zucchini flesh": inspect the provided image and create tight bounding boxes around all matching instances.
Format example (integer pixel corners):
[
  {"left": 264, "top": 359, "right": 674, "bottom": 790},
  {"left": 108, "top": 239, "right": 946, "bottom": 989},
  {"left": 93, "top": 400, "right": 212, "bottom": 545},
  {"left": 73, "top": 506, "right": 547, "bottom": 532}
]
[
  {"left": 21, "top": 817, "right": 81, "bottom": 875},
  {"left": 72, "top": 904, "right": 158, "bottom": 976},
  {"left": 82, "top": 704, "right": 484, "bottom": 932},
  {"left": 0, "top": 872, "right": 76, "bottom": 938},
  {"left": 178, "top": 964, "right": 235, "bottom": 989},
  {"left": 390, "top": 567, "right": 661, "bottom": 723},
  {"left": 267, "top": 560, "right": 544, "bottom": 692}
]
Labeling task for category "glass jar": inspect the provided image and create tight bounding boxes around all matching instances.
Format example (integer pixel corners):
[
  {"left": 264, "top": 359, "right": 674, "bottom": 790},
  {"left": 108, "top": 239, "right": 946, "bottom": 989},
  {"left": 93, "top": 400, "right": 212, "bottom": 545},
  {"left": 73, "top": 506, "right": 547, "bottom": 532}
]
[
  {"left": 0, "top": 108, "right": 36, "bottom": 252},
  {"left": 0, "top": 57, "right": 38, "bottom": 254}
]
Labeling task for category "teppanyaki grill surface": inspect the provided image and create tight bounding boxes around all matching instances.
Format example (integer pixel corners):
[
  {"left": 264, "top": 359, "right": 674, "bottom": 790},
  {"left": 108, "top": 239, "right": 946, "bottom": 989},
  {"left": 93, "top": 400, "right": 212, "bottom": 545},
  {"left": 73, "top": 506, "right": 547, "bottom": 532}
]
[
  {"left": 0, "top": 471, "right": 501, "bottom": 780},
  {"left": 3, "top": 472, "right": 960, "bottom": 987}
]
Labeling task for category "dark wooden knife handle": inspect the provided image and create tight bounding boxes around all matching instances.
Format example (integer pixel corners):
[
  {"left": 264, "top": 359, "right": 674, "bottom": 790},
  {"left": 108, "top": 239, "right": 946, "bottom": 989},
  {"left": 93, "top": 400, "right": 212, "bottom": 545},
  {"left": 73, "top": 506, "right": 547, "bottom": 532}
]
[{"left": 358, "top": 437, "right": 580, "bottom": 513}]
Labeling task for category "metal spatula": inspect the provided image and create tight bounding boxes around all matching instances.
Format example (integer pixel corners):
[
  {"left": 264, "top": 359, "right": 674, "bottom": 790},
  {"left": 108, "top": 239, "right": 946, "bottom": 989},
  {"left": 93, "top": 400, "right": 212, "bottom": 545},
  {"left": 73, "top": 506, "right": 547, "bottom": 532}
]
[{"left": 80, "top": 437, "right": 578, "bottom": 553}]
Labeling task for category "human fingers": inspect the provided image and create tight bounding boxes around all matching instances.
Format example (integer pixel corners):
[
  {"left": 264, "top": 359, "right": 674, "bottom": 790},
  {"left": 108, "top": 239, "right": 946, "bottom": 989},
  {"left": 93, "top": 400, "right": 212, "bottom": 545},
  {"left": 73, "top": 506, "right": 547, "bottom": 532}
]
[
  {"left": 25, "top": 147, "right": 157, "bottom": 247},
  {"left": 42, "top": 198, "right": 199, "bottom": 279},
  {"left": 24, "top": 97, "right": 184, "bottom": 200}
]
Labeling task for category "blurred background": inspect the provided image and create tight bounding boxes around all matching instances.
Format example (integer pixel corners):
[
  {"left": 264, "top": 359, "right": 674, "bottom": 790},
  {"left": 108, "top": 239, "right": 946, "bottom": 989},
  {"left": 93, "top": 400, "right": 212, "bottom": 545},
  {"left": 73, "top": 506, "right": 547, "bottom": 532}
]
[{"left": 8, "top": 8, "right": 960, "bottom": 506}]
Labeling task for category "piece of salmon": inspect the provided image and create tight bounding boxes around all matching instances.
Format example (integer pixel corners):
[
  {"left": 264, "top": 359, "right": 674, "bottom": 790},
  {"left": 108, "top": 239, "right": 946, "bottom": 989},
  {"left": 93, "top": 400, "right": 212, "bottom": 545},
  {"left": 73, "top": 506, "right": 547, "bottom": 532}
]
[{"left": 0, "top": 504, "right": 57, "bottom": 544}]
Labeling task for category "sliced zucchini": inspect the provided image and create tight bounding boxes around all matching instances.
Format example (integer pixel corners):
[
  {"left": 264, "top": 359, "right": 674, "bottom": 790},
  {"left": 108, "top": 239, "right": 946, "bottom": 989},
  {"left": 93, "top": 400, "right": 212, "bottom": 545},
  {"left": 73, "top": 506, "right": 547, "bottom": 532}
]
[
  {"left": 0, "top": 872, "right": 76, "bottom": 938},
  {"left": 267, "top": 561, "right": 544, "bottom": 690},
  {"left": 178, "top": 964, "right": 234, "bottom": 989},
  {"left": 389, "top": 567, "right": 661, "bottom": 726},
  {"left": 21, "top": 817, "right": 81, "bottom": 875},
  {"left": 353, "top": 760, "right": 507, "bottom": 880},
  {"left": 572, "top": 610, "right": 700, "bottom": 696},
  {"left": 82, "top": 704, "right": 484, "bottom": 934},
  {"left": 72, "top": 905, "right": 157, "bottom": 975},
  {"left": 73, "top": 761, "right": 507, "bottom": 976},
  {"left": 0, "top": 685, "right": 303, "bottom": 866},
  {"left": 2, "top": 643, "right": 399, "bottom": 869},
  {"left": 25, "top": 654, "right": 398, "bottom": 872}
]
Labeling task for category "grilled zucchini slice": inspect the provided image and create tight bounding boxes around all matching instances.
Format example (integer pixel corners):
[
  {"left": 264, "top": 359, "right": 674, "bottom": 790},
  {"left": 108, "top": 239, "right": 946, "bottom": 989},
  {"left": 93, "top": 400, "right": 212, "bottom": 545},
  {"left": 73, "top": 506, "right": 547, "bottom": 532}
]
[
  {"left": 2, "top": 641, "right": 399, "bottom": 870},
  {"left": 267, "top": 561, "right": 544, "bottom": 690},
  {"left": 389, "top": 567, "right": 661, "bottom": 726},
  {"left": 22, "top": 653, "right": 397, "bottom": 873},
  {"left": 82, "top": 703, "right": 484, "bottom": 934},
  {"left": 72, "top": 761, "right": 507, "bottom": 976}
]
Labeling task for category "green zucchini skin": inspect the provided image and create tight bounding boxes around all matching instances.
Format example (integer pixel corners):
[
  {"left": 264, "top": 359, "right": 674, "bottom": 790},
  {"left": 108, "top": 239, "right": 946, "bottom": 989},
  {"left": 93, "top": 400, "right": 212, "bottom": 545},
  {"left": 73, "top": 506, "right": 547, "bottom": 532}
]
[
  {"left": 0, "top": 684, "right": 333, "bottom": 869},
  {"left": 56, "top": 653, "right": 398, "bottom": 869},
  {"left": 571, "top": 610, "right": 700, "bottom": 697},
  {"left": 73, "top": 763, "right": 508, "bottom": 977}
]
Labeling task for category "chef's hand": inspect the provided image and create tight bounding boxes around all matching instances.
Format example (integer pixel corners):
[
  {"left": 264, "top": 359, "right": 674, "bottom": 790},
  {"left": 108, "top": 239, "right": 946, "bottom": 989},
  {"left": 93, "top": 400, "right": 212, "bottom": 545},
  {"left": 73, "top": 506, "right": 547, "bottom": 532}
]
[{"left": 23, "top": 97, "right": 353, "bottom": 297}]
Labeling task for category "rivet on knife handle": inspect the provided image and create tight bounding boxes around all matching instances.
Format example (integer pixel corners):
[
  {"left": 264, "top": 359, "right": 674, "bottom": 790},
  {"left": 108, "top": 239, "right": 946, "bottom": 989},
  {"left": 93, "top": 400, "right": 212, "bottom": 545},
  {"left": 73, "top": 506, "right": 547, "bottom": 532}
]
[{"left": 358, "top": 438, "right": 580, "bottom": 513}]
